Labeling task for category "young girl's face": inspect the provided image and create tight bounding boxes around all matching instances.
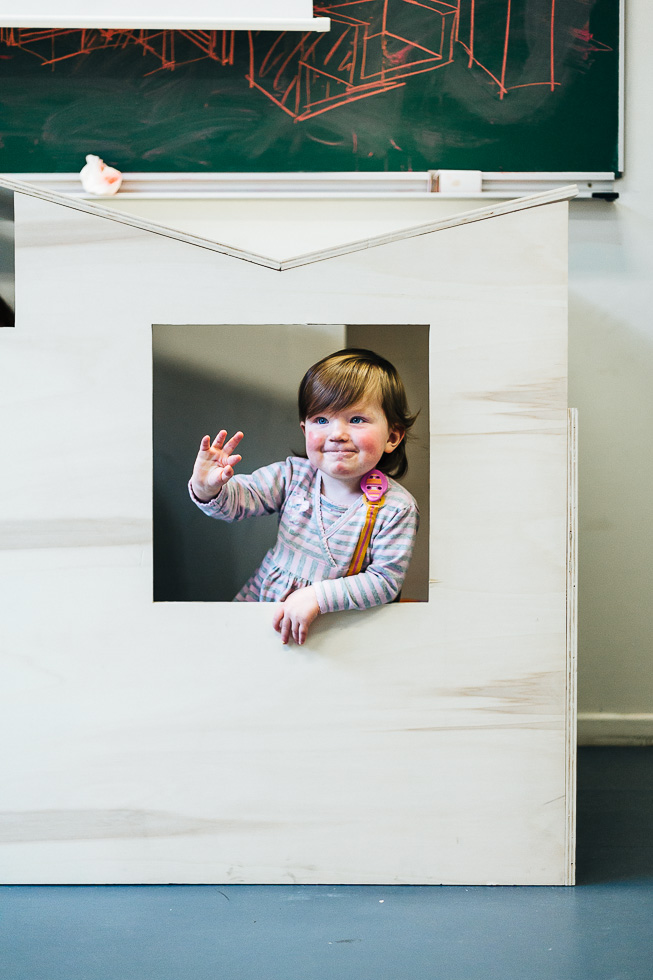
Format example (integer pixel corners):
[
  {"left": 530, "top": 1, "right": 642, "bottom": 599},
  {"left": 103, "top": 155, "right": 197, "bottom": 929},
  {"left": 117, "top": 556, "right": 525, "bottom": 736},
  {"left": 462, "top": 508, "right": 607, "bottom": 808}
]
[{"left": 300, "top": 396, "right": 403, "bottom": 490}]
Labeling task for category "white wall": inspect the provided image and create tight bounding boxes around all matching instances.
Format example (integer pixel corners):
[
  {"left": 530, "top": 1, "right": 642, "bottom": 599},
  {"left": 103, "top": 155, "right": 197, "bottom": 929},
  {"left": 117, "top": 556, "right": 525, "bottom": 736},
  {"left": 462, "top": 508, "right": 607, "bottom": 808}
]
[{"left": 568, "top": 0, "right": 653, "bottom": 742}]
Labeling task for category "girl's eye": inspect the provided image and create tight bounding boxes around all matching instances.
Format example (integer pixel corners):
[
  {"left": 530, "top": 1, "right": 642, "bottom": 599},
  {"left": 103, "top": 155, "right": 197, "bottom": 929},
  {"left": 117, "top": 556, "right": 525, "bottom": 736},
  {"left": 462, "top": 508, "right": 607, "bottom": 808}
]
[
  {"left": 314, "top": 417, "right": 329, "bottom": 425},
  {"left": 350, "top": 416, "right": 366, "bottom": 424}
]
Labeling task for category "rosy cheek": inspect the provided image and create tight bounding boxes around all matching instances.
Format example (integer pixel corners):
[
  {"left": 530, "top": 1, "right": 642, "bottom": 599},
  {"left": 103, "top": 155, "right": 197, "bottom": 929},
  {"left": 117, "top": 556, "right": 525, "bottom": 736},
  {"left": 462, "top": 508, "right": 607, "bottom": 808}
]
[
  {"left": 304, "top": 430, "right": 322, "bottom": 452},
  {"left": 354, "top": 432, "right": 380, "bottom": 453}
]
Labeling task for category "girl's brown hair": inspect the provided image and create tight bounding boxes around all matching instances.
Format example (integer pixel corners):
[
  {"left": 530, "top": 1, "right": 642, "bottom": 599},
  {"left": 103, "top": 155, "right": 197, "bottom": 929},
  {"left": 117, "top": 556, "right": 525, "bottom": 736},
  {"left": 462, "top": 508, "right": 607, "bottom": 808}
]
[{"left": 298, "top": 348, "right": 417, "bottom": 479}]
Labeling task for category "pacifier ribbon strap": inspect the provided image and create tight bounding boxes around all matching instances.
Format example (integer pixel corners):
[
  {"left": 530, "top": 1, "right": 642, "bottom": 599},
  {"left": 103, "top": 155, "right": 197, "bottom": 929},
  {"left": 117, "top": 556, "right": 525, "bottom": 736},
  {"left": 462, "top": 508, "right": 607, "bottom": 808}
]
[
  {"left": 346, "top": 469, "right": 389, "bottom": 576},
  {"left": 347, "top": 497, "right": 385, "bottom": 575}
]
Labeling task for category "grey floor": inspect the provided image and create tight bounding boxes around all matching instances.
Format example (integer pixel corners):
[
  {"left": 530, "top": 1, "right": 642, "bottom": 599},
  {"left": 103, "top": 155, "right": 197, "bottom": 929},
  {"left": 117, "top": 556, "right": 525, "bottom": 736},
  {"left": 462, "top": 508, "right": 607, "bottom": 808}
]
[{"left": 2, "top": 747, "right": 652, "bottom": 980}]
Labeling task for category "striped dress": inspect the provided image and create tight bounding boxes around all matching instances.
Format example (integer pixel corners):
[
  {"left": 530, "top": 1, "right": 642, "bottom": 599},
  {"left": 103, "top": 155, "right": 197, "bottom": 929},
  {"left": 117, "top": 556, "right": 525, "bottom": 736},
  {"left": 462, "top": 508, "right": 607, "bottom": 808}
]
[{"left": 189, "top": 457, "right": 419, "bottom": 613}]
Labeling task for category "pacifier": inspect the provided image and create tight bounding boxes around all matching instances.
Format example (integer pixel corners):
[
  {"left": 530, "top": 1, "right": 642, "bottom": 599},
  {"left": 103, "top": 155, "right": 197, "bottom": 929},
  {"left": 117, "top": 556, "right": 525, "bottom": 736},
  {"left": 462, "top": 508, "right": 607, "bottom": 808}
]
[{"left": 361, "top": 468, "right": 388, "bottom": 502}]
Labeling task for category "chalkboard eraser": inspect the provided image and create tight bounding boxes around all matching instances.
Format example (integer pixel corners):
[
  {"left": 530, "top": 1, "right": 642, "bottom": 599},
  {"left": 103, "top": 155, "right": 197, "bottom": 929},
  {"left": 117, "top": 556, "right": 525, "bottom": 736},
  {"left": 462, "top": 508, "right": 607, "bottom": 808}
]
[
  {"left": 592, "top": 192, "right": 619, "bottom": 202},
  {"left": 433, "top": 170, "right": 483, "bottom": 195}
]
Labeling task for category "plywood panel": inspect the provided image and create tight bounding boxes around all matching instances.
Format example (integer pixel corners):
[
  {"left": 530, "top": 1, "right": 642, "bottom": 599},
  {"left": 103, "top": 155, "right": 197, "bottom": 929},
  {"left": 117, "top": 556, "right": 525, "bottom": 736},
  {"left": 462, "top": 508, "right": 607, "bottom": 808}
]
[{"left": 0, "top": 195, "right": 571, "bottom": 884}]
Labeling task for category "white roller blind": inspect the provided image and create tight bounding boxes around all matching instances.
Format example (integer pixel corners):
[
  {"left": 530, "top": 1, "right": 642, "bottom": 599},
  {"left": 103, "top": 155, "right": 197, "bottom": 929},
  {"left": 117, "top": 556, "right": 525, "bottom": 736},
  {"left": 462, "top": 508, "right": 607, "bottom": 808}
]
[{"left": 0, "top": 1, "right": 330, "bottom": 30}]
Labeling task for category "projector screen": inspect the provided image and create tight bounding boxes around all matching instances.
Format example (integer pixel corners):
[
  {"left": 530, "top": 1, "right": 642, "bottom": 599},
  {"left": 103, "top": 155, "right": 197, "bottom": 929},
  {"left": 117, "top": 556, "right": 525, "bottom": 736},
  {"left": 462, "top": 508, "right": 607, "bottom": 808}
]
[{"left": 0, "top": 1, "right": 330, "bottom": 29}]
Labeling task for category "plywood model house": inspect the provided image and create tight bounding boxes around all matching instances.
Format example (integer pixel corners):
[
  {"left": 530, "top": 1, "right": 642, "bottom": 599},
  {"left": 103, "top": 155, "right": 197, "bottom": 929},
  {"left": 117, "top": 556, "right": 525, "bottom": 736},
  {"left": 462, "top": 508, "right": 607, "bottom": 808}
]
[{"left": 0, "top": 178, "right": 577, "bottom": 885}]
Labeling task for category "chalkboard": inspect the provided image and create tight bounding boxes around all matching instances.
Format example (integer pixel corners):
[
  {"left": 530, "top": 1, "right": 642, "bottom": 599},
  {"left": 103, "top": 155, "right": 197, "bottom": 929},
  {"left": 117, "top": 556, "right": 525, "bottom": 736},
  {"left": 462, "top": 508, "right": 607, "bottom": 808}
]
[{"left": 0, "top": 0, "right": 620, "bottom": 174}]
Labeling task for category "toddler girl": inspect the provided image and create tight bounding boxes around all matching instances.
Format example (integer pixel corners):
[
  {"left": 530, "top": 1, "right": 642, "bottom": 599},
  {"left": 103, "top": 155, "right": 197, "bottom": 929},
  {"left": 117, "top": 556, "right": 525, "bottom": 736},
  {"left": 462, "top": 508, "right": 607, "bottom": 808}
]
[{"left": 189, "top": 348, "right": 419, "bottom": 645}]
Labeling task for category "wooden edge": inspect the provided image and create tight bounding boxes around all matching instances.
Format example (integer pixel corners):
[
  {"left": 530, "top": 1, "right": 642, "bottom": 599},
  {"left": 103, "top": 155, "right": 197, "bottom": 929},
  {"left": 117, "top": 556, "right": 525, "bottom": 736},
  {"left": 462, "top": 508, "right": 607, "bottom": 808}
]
[
  {"left": 278, "top": 185, "right": 579, "bottom": 270},
  {"left": 0, "top": 174, "right": 577, "bottom": 272},
  {"left": 0, "top": 175, "right": 281, "bottom": 271},
  {"left": 565, "top": 408, "right": 578, "bottom": 885}
]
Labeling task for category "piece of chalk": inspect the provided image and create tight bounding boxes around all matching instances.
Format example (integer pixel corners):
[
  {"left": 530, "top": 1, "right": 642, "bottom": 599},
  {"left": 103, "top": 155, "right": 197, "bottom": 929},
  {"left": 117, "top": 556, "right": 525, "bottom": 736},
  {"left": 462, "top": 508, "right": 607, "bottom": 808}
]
[{"left": 80, "top": 154, "right": 123, "bottom": 196}]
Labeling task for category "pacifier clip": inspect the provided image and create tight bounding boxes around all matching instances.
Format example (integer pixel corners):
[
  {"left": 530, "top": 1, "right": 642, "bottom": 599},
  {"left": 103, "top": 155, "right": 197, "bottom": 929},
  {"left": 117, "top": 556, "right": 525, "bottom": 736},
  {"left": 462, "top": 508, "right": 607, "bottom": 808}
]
[{"left": 346, "top": 469, "right": 388, "bottom": 575}]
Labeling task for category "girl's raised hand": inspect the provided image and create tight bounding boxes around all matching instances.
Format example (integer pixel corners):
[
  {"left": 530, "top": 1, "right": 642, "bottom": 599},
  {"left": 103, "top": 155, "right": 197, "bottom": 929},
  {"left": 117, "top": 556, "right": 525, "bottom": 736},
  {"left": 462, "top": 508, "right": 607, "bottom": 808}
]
[{"left": 190, "top": 430, "right": 243, "bottom": 502}]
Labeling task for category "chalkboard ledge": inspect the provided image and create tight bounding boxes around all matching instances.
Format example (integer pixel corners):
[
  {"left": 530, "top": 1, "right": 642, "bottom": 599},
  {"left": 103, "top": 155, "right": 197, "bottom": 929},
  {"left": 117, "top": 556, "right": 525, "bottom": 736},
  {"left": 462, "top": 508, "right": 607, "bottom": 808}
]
[{"left": 3, "top": 172, "right": 616, "bottom": 201}]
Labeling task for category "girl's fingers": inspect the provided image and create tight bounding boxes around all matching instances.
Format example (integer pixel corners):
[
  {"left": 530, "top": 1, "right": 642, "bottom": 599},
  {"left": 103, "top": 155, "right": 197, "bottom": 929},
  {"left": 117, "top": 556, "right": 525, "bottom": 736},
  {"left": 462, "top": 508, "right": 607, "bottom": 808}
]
[
  {"left": 211, "top": 430, "right": 227, "bottom": 450},
  {"left": 272, "top": 605, "right": 284, "bottom": 632},
  {"left": 223, "top": 431, "right": 244, "bottom": 455},
  {"left": 280, "top": 616, "right": 292, "bottom": 645},
  {"left": 273, "top": 605, "right": 307, "bottom": 645}
]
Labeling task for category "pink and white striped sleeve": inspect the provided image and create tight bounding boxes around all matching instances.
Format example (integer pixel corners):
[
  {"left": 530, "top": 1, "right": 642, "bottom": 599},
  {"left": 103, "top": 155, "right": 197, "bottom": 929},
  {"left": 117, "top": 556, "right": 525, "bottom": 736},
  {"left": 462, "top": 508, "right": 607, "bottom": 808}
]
[
  {"left": 188, "top": 460, "right": 289, "bottom": 521},
  {"left": 313, "top": 500, "right": 419, "bottom": 613}
]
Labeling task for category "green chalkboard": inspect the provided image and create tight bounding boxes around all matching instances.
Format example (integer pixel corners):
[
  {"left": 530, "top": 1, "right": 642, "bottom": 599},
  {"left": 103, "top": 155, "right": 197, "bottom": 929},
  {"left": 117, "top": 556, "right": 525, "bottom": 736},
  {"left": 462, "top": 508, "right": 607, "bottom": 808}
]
[{"left": 0, "top": 0, "right": 620, "bottom": 174}]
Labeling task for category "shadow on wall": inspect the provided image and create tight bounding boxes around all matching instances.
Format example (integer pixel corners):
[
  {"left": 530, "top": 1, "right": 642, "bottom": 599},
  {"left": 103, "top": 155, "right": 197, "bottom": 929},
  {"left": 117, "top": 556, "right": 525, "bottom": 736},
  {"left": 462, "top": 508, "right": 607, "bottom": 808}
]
[
  {"left": 0, "top": 188, "right": 15, "bottom": 327},
  {"left": 154, "top": 359, "right": 301, "bottom": 603},
  {"left": 569, "top": 293, "right": 653, "bottom": 712}
]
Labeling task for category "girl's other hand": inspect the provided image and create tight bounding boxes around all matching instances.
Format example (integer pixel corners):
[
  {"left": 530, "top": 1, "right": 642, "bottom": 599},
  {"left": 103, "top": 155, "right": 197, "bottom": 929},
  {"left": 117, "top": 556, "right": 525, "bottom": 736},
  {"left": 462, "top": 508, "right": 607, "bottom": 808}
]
[
  {"left": 273, "top": 587, "right": 320, "bottom": 646},
  {"left": 190, "top": 430, "right": 243, "bottom": 502}
]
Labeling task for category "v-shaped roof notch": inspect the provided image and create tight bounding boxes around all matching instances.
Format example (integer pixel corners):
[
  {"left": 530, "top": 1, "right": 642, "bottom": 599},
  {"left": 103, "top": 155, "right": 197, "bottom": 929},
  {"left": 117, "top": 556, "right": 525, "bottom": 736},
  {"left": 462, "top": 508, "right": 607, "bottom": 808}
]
[{"left": 0, "top": 176, "right": 576, "bottom": 272}]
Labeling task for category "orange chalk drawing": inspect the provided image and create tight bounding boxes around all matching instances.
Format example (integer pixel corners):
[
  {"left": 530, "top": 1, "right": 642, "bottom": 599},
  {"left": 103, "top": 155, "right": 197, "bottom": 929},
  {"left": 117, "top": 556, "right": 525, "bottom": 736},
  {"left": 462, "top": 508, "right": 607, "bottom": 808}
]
[
  {"left": 456, "top": 0, "right": 561, "bottom": 99},
  {"left": 248, "top": 1, "right": 458, "bottom": 121},
  {"left": 0, "top": 2, "right": 612, "bottom": 120},
  {"left": 0, "top": 26, "right": 236, "bottom": 71}
]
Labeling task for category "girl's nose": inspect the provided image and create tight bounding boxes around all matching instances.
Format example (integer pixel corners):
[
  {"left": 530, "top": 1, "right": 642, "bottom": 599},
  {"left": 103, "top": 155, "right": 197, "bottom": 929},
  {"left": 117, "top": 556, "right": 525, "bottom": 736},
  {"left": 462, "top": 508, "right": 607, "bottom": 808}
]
[{"left": 330, "top": 419, "right": 348, "bottom": 439}]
